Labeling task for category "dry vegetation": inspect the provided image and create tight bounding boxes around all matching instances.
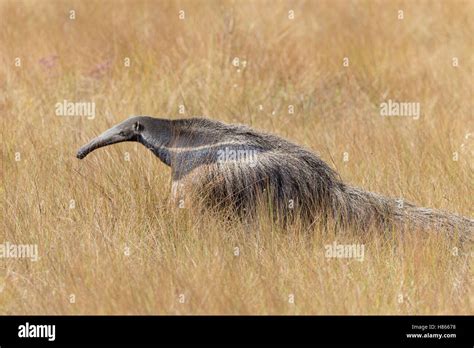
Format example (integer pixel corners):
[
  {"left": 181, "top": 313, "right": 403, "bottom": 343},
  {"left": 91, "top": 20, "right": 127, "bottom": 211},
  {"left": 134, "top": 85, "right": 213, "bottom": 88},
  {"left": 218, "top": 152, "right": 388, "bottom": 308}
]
[{"left": 1, "top": 0, "right": 473, "bottom": 314}]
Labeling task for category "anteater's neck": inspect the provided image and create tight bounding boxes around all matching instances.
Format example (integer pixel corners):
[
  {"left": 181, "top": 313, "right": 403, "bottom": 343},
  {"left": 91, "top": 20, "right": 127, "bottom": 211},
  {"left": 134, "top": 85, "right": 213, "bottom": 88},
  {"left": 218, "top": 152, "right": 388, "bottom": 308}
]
[
  {"left": 138, "top": 118, "right": 173, "bottom": 166},
  {"left": 139, "top": 118, "right": 228, "bottom": 166}
]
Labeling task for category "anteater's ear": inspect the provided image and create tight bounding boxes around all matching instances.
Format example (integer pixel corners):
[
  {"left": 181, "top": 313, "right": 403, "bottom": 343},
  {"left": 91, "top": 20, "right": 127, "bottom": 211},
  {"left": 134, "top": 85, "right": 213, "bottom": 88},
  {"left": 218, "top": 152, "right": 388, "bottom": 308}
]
[{"left": 133, "top": 121, "right": 143, "bottom": 132}]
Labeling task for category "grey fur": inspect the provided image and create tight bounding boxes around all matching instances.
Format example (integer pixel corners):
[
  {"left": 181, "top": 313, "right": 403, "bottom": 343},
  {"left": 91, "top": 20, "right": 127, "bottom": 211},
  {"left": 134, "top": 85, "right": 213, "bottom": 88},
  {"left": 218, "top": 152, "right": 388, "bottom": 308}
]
[{"left": 77, "top": 116, "right": 473, "bottom": 241}]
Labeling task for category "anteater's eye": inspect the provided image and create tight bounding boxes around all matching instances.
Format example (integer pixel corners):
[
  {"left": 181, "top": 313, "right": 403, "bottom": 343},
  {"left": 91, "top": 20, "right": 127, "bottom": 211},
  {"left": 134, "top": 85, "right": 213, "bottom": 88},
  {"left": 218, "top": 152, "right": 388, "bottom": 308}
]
[{"left": 119, "top": 131, "right": 126, "bottom": 136}]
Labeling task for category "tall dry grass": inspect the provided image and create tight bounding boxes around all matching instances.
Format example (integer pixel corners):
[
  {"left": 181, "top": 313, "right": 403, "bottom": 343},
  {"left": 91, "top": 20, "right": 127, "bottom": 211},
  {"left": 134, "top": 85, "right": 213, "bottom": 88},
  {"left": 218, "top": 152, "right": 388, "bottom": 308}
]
[{"left": 0, "top": 0, "right": 472, "bottom": 314}]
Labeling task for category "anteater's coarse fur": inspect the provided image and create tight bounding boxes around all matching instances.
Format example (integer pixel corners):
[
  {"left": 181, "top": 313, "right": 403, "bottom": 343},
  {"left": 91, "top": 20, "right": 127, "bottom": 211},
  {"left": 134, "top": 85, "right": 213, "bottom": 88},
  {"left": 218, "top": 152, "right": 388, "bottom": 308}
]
[{"left": 77, "top": 116, "right": 473, "bottom": 242}]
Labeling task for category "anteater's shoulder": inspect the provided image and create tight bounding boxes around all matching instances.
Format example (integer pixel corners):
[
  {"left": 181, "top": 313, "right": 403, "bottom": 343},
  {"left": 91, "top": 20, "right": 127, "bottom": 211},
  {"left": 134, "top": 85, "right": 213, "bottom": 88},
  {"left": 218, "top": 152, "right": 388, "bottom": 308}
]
[{"left": 173, "top": 117, "right": 301, "bottom": 150}]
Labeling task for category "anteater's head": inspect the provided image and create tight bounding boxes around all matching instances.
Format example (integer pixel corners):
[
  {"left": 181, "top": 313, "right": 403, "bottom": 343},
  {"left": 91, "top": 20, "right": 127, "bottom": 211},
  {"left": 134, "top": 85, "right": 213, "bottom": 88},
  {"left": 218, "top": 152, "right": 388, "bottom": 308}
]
[{"left": 76, "top": 116, "right": 170, "bottom": 159}]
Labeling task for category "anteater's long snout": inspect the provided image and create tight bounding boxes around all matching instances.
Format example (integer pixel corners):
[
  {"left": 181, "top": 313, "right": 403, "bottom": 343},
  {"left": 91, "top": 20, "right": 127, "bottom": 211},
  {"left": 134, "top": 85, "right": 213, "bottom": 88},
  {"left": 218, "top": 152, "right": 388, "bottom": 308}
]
[
  {"left": 76, "top": 126, "right": 130, "bottom": 159},
  {"left": 77, "top": 136, "right": 109, "bottom": 159}
]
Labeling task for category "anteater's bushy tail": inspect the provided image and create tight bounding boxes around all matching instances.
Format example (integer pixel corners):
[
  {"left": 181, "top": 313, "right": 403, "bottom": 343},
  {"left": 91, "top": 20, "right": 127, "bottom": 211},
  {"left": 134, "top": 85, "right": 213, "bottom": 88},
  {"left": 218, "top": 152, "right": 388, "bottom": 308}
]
[{"left": 338, "top": 185, "right": 473, "bottom": 243}]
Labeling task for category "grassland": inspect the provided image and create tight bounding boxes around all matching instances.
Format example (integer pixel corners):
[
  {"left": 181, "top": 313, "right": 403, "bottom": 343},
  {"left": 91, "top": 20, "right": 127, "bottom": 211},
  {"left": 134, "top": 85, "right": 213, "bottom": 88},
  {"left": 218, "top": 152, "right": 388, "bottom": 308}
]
[{"left": 1, "top": 0, "right": 472, "bottom": 314}]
